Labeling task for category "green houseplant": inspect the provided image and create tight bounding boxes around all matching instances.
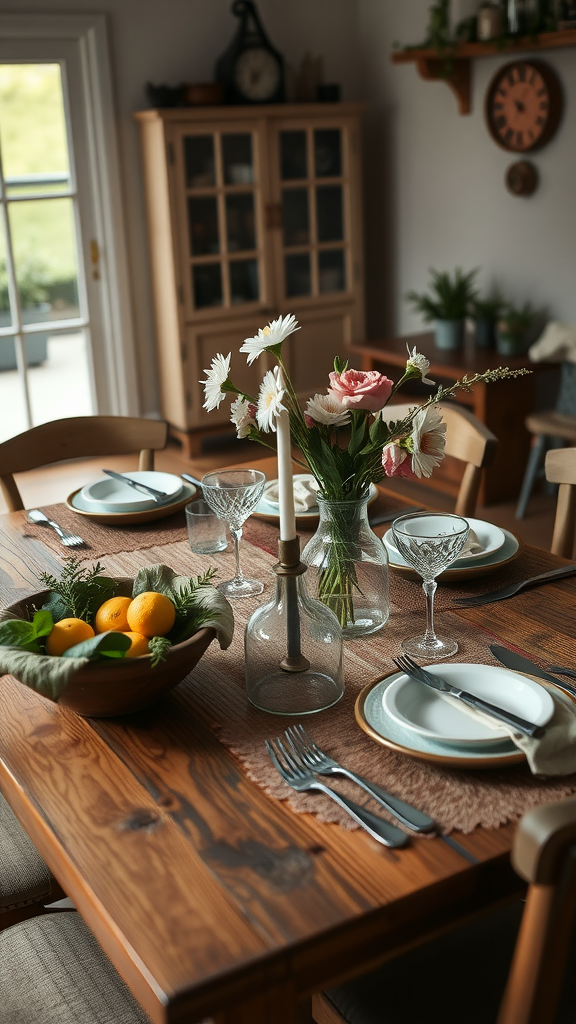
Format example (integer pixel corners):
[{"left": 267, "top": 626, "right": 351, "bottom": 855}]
[
  {"left": 406, "top": 267, "right": 478, "bottom": 351},
  {"left": 496, "top": 302, "right": 537, "bottom": 357},
  {"left": 471, "top": 293, "right": 506, "bottom": 349}
]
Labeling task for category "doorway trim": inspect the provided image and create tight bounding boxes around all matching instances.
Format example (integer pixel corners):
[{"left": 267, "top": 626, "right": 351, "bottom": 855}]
[{"left": 0, "top": 12, "right": 138, "bottom": 416}]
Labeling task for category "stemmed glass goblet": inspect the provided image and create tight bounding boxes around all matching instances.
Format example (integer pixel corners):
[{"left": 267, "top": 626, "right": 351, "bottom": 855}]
[
  {"left": 392, "top": 512, "right": 469, "bottom": 659},
  {"left": 201, "top": 469, "right": 266, "bottom": 599}
]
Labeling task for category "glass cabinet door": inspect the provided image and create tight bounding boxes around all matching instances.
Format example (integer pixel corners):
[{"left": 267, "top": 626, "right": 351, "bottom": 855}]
[
  {"left": 180, "top": 129, "right": 263, "bottom": 313},
  {"left": 277, "top": 125, "right": 347, "bottom": 300}
]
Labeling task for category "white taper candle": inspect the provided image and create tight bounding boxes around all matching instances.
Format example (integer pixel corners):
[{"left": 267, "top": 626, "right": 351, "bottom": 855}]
[{"left": 276, "top": 379, "right": 296, "bottom": 542}]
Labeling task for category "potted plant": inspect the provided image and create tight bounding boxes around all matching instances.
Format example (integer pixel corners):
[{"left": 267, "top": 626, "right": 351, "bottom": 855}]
[
  {"left": 496, "top": 302, "right": 537, "bottom": 357},
  {"left": 405, "top": 267, "right": 478, "bottom": 350},
  {"left": 471, "top": 292, "right": 506, "bottom": 349}
]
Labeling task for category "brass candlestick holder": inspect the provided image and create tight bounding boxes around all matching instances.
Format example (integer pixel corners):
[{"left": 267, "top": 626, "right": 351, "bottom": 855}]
[{"left": 244, "top": 536, "right": 344, "bottom": 715}]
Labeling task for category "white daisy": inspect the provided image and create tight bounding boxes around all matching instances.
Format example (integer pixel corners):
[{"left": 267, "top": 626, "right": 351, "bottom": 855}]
[
  {"left": 240, "top": 314, "right": 300, "bottom": 365},
  {"left": 230, "top": 396, "right": 257, "bottom": 438},
  {"left": 405, "top": 344, "right": 435, "bottom": 386},
  {"left": 305, "top": 392, "right": 351, "bottom": 427},
  {"left": 256, "top": 367, "right": 287, "bottom": 432},
  {"left": 200, "top": 352, "right": 232, "bottom": 412},
  {"left": 410, "top": 405, "right": 446, "bottom": 478}
]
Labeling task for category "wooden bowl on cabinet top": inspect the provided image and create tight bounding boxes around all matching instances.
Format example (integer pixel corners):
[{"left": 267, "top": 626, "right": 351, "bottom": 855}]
[{"left": 3, "top": 579, "right": 217, "bottom": 718}]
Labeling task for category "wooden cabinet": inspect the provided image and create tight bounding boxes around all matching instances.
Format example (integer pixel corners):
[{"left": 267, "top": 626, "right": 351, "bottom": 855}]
[{"left": 135, "top": 103, "right": 365, "bottom": 455}]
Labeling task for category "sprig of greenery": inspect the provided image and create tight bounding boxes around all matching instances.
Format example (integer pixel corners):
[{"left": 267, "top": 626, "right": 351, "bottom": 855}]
[
  {"left": 172, "top": 568, "right": 218, "bottom": 613},
  {"left": 38, "top": 556, "right": 116, "bottom": 624},
  {"left": 148, "top": 636, "right": 171, "bottom": 668}
]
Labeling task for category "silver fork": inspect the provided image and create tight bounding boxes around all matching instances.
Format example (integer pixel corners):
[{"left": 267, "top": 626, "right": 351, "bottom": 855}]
[
  {"left": 285, "top": 724, "right": 436, "bottom": 833},
  {"left": 265, "top": 737, "right": 408, "bottom": 848},
  {"left": 27, "top": 509, "right": 85, "bottom": 548}
]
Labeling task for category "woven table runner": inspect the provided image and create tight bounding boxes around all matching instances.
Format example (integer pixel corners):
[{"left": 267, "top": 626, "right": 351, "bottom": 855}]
[{"left": 96, "top": 539, "right": 576, "bottom": 837}]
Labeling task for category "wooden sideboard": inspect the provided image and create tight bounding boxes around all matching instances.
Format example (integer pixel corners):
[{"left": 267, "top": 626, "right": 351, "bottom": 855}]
[{"left": 348, "top": 332, "right": 556, "bottom": 505}]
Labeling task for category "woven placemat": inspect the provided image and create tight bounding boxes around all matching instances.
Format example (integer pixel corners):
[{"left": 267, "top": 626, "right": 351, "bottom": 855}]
[{"left": 98, "top": 540, "right": 576, "bottom": 837}]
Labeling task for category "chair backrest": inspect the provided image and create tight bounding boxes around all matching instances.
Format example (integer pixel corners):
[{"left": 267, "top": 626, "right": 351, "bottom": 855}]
[
  {"left": 497, "top": 794, "right": 576, "bottom": 1024},
  {"left": 380, "top": 401, "right": 498, "bottom": 517},
  {"left": 0, "top": 416, "right": 168, "bottom": 512},
  {"left": 545, "top": 447, "right": 576, "bottom": 559},
  {"left": 556, "top": 364, "right": 576, "bottom": 417}
]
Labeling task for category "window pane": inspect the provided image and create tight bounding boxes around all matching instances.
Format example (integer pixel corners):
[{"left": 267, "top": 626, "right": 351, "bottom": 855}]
[
  {"left": 222, "top": 133, "right": 253, "bottom": 185},
  {"left": 188, "top": 196, "right": 219, "bottom": 256},
  {"left": 280, "top": 131, "right": 307, "bottom": 180},
  {"left": 285, "top": 253, "right": 311, "bottom": 297},
  {"left": 316, "top": 186, "right": 343, "bottom": 242},
  {"left": 184, "top": 136, "right": 215, "bottom": 188},
  {"left": 319, "top": 250, "right": 345, "bottom": 293},
  {"left": 225, "top": 193, "right": 255, "bottom": 252},
  {"left": 9, "top": 198, "right": 80, "bottom": 322},
  {"left": 28, "top": 331, "right": 93, "bottom": 426},
  {"left": 0, "top": 215, "right": 12, "bottom": 327},
  {"left": 282, "top": 189, "right": 309, "bottom": 247},
  {"left": 0, "top": 344, "right": 28, "bottom": 440},
  {"left": 0, "top": 64, "right": 71, "bottom": 197},
  {"left": 193, "top": 264, "right": 222, "bottom": 308},
  {"left": 314, "top": 130, "right": 342, "bottom": 177},
  {"left": 230, "top": 259, "right": 259, "bottom": 304}
]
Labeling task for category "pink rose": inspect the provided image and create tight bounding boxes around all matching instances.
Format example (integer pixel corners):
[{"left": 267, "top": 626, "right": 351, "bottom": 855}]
[
  {"left": 381, "top": 443, "right": 416, "bottom": 480},
  {"left": 328, "top": 369, "right": 393, "bottom": 412}
]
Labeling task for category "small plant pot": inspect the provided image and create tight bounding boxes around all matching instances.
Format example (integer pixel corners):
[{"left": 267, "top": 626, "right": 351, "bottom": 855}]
[
  {"left": 495, "top": 327, "right": 528, "bottom": 357},
  {"left": 474, "top": 319, "right": 496, "bottom": 349},
  {"left": 434, "top": 319, "right": 465, "bottom": 350}
]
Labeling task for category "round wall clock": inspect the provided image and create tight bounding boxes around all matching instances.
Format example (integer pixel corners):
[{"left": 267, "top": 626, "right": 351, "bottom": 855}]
[
  {"left": 215, "top": 1, "right": 284, "bottom": 105},
  {"left": 485, "top": 60, "right": 563, "bottom": 153}
]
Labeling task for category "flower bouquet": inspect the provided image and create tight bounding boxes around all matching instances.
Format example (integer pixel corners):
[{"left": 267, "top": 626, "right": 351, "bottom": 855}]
[{"left": 202, "top": 315, "right": 528, "bottom": 634}]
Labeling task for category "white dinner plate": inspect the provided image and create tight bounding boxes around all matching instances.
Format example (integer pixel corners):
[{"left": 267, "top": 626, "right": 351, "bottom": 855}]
[
  {"left": 254, "top": 480, "right": 379, "bottom": 521},
  {"left": 355, "top": 672, "right": 528, "bottom": 769},
  {"left": 384, "top": 527, "right": 521, "bottom": 582},
  {"left": 382, "top": 663, "right": 554, "bottom": 747},
  {"left": 68, "top": 481, "right": 196, "bottom": 524},
  {"left": 384, "top": 518, "right": 506, "bottom": 566},
  {"left": 80, "top": 471, "right": 183, "bottom": 513}
]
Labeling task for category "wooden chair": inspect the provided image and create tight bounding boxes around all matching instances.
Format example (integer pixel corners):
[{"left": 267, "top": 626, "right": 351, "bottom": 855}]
[
  {"left": 0, "top": 793, "right": 66, "bottom": 933},
  {"left": 516, "top": 363, "right": 576, "bottom": 520},
  {"left": 380, "top": 401, "right": 498, "bottom": 517},
  {"left": 312, "top": 795, "right": 576, "bottom": 1024},
  {"left": 0, "top": 416, "right": 168, "bottom": 512},
  {"left": 545, "top": 448, "right": 576, "bottom": 559},
  {"left": 0, "top": 911, "right": 151, "bottom": 1022}
]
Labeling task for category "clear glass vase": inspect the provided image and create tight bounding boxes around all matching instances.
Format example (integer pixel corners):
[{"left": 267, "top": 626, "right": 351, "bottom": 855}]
[
  {"left": 245, "top": 567, "right": 344, "bottom": 715},
  {"left": 301, "top": 494, "right": 390, "bottom": 639}
]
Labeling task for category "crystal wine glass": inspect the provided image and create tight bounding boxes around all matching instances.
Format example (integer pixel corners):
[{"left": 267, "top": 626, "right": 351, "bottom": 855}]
[
  {"left": 392, "top": 512, "right": 469, "bottom": 659},
  {"left": 201, "top": 469, "right": 266, "bottom": 598}
]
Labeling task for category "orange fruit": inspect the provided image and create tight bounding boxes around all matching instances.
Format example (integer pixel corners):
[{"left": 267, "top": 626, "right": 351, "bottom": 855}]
[
  {"left": 94, "top": 596, "right": 132, "bottom": 634},
  {"left": 126, "top": 592, "right": 176, "bottom": 638},
  {"left": 121, "top": 632, "right": 150, "bottom": 658},
  {"left": 45, "top": 618, "right": 95, "bottom": 656}
]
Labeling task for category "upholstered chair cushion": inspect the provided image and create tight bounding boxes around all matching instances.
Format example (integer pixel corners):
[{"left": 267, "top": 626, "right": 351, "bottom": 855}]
[{"left": 0, "top": 793, "right": 52, "bottom": 911}]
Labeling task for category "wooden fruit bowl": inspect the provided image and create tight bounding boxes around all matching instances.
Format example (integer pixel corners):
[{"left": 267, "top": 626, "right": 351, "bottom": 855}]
[{"left": 3, "top": 578, "right": 217, "bottom": 718}]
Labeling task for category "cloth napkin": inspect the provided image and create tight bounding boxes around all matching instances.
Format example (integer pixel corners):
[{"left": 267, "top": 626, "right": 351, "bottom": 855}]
[
  {"left": 460, "top": 528, "right": 483, "bottom": 558},
  {"left": 438, "top": 686, "right": 576, "bottom": 776},
  {"left": 263, "top": 474, "right": 319, "bottom": 512}
]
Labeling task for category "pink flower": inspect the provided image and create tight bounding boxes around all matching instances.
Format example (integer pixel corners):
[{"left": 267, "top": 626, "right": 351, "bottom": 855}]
[
  {"left": 381, "top": 443, "right": 416, "bottom": 480},
  {"left": 328, "top": 369, "right": 393, "bottom": 412}
]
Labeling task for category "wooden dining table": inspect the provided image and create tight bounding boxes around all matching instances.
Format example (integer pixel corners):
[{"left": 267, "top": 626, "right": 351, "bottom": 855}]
[{"left": 1, "top": 465, "right": 575, "bottom": 1024}]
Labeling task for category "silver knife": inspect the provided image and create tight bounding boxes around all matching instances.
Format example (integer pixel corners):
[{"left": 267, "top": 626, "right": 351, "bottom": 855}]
[
  {"left": 490, "top": 644, "right": 576, "bottom": 701},
  {"left": 395, "top": 658, "right": 545, "bottom": 738},
  {"left": 102, "top": 469, "right": 167, "bottom": 503}
]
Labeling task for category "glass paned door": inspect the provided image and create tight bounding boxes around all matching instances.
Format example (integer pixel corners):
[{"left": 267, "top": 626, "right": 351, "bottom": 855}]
[
  {"left": 180, "top": 127, "right": 265, "bottom": 313},
  {"left": 0, "top": 63, "right": 93, "bottom": 442},
  {"left": 277, "top": 124, "right": 348, "bottom": 300}
]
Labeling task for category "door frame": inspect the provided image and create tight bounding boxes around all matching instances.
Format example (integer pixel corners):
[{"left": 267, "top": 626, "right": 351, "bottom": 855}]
[{"left": 0, "top": 12, "right": 138, "bottom": 416}]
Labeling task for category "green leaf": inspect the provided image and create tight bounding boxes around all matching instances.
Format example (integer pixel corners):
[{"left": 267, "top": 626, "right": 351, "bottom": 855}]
[
  {"left": 132, "top": 564, "right": 178, "bottom": 600},
  {"left": 62, "top": 631, "right": 131, "bottom": 661},
  {"left": 0, "top": 618, "right": 38, "bottom": 648},
  {"left": 31, "top": 609, "right": 53, "bottom": 638},
  {"left": 41, "top": 592, "right": 69, "bottom": 623}
]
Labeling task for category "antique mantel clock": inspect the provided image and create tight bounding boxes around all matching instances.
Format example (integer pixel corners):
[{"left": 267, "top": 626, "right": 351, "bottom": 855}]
[{"left": 215, "top": 0, "right": 284, "bottom": 104}]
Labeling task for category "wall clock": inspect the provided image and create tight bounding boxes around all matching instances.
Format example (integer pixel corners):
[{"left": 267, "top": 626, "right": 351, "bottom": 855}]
[
  {"left": 215, "top": 1, "right": 284, "bottom": 105},
  {"left": 485, "top": 60, "right": 564, "bottom": 153}
]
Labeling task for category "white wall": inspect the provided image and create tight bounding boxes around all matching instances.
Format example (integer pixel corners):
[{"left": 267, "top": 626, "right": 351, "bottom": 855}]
[
  {"left": 9, "top": 0, "right": 362, "bottom": 415},
  {"left": 357, "top": 0, "right": 576, "bottom": 339}
]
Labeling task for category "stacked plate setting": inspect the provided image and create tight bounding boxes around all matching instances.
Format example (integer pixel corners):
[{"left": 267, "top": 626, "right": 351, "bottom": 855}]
[
  {"left": 68, "top": 472, "right": 196, "bottom": 523},
  {"left": 384, "top": 517, "right": 521, "bottom": 580}
]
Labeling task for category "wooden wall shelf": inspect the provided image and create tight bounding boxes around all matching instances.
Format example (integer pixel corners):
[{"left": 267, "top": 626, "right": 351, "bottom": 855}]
[{"left": 391, "top": 29, "right": 576, "bottom": 114}]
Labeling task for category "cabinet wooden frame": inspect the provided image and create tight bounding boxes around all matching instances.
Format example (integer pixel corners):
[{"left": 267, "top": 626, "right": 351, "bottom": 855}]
[{"left": 135, "top": 103, "right": 365, "bottom": 456}]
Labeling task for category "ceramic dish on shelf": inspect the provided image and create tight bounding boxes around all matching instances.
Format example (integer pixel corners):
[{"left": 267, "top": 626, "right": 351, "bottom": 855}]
[
  {"left": 80, "top": 471, "right": 184, "bottom": 514},
  {"left": 252, "top": 480, "right": 379, "bottom": 527},
  {"left": 66, "top": 481, "right": 196, "bottom": 525},
  {"left": 355, "top": 671, "right": 526, "bottom": 769},
  {"left": 382, "top": 663, "right": 554, "bottom": 748},
  {"left": 384, "top": 527, "right": 523, "bottom": 582},
  {"left": 385, "top": 517, "right": 506, "bottom": 566}
]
